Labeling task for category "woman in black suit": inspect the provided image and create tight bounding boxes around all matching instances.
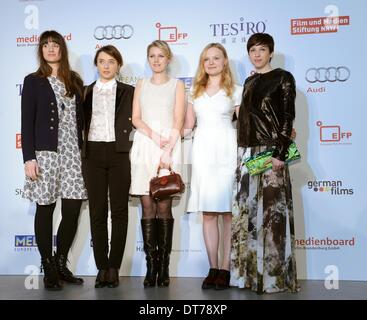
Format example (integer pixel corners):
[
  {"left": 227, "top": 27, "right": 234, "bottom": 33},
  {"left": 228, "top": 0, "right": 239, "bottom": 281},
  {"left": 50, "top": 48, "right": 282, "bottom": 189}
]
[
  {"left": 82, "top": 45, "right": 134, "bottom": 288},
  {"left": 21, "top": 30, "right": 87, "bottom": 290}
]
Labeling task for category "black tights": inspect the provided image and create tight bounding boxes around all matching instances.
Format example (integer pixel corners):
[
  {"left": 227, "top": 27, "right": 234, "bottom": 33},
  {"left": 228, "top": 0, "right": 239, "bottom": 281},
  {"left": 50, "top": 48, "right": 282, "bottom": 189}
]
[
  {"left": 34, "top": 199, "right": 82, "bottom": 259},
  {"left": 140, "top": 195, "right": 173, "bottom": 220}
]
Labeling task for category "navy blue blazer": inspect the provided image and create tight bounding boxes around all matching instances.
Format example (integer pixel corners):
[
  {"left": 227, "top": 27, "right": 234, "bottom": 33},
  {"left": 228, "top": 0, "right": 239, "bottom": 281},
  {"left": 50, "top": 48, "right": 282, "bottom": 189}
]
[
  {"left": 21, "top": 73, "right": 84, "bottom": 163},
  {"left": 82, "top": 80, "right": 134, "bottom": 158}
]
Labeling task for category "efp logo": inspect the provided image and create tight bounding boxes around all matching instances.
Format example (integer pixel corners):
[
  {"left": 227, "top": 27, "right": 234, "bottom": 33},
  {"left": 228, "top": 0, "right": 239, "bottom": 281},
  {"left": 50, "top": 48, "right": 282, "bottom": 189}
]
[
  {"left": 178, "top": 77, "right": 193, "bottom": 92},
  {"left": 16, "top": 134, "right": 22, "bottom": 149},
  {"left": 316, "top": 121, "right": 352, "bottom": 145},
  {"left": 209, "top": 17, "right": 267, "bottom": 45},
  {"left": 307, "top": 180, "right": 354, "bottom": 195},
  {"left": 156, "top": 22, "right": 189, "bottom": 44}
]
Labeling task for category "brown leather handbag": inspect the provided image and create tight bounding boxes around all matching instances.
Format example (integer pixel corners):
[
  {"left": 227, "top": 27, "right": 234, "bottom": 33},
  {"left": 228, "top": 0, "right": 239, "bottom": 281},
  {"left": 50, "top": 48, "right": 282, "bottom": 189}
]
[{"left": 149, "top": 167, "right": 185, "bottom": 200}]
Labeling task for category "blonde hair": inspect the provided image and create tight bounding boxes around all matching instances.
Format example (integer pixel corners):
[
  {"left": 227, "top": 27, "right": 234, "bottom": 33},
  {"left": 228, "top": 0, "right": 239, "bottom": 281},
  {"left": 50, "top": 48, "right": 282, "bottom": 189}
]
[
  {"left": 146, "top": 40, "right": 173, "bottom": 60},
  {"left": 192, "top": 43, "right": 234, "bottom": 99}
]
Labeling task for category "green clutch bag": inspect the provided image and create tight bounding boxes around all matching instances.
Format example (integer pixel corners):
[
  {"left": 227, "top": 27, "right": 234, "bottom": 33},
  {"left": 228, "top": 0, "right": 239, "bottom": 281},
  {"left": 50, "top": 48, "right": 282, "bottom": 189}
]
[{"left": 244, "top": 142, "right": 301, "bottom": 176}]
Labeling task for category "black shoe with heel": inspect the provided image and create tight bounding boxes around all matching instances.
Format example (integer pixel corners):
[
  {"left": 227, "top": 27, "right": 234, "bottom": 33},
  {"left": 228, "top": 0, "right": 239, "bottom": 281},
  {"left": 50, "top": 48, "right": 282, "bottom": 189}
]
[
  {"left": 41, "top": 257, "right": 63, "bottom": 291},
  {"left": 214, "top": 269, "right": 230, "bottom": 290},
  {"left": 95, "top": 269, "right": 108, "bottom": 288},
  {"left": 107, "top": 267, "right": 119, "bottom": 288},
  {"left": 55, "top": 253, "right": 84, "bottom": 285},
  {"left": 201, "top": 268, "right": 219, "bottom": 289}
]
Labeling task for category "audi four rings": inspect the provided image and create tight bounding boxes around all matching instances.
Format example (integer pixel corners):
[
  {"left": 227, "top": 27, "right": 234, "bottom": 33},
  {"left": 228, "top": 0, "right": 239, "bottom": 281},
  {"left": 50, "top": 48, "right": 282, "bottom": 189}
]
[
  {"left": 94, "top": 25, "right": 134, "bottom": 40},
  {"left": 305, "top": 67, "right": 350, "bottom": 83}
]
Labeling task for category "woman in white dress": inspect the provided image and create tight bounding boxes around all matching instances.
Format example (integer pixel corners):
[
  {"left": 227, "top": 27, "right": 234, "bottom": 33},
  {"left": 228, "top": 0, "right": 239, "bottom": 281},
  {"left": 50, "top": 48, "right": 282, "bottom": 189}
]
[
  {"left": 184, "top": 43, "right": 242, "bottom": 290},
  {"left": 130, "top": 40, "right": 185, "bottom": 287}
]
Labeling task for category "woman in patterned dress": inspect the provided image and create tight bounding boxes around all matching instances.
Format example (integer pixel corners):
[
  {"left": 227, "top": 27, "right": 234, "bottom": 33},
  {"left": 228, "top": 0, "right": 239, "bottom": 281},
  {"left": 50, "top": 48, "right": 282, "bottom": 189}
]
[
  {"left": 130, "top": 40, "right": 185, "bottom": 287},
  {"left": 21, "top": 30, "right": 87, "bottom": 290},
  {"left": 231, "top": 33, "right": 300, "bottom": 294}
]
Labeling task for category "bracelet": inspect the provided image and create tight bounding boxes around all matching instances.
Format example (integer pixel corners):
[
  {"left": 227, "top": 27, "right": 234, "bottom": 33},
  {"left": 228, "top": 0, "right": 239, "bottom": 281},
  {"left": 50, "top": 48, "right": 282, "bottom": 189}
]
[{"left": 25, "top": 159, "right": 37, "bottom": 164}]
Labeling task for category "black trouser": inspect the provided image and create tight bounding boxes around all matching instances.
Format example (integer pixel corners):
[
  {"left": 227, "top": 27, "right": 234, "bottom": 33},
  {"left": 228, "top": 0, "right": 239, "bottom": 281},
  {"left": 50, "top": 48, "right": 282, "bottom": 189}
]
[
  {"left": 35, "top": 199, "right": 82, "bottom": 259},
  {"left": 83, "top": 141, "right": 130, "bottom": 270}
]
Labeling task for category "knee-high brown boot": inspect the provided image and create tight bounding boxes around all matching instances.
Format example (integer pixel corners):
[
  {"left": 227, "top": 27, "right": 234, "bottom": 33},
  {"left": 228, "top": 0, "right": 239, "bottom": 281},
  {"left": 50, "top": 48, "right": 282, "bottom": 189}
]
[
  {"left": 157, "top": 218, "right": 174, "bottom": 287},
  {"left": 141, "top": 219, "right": 158, "bottom": 287}
]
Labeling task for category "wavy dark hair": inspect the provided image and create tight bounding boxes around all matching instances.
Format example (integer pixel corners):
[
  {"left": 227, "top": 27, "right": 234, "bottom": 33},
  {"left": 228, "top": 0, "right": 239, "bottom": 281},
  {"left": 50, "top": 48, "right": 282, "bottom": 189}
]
[{"left": 35, "top": 30, "right": 83, "bottom": 98}]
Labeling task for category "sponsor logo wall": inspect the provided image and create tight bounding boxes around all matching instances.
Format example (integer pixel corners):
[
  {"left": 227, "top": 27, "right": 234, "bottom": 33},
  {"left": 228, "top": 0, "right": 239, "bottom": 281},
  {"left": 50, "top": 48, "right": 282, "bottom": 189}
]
[{"left": 1, "top": 0, "right": 366, "bottom": 280}]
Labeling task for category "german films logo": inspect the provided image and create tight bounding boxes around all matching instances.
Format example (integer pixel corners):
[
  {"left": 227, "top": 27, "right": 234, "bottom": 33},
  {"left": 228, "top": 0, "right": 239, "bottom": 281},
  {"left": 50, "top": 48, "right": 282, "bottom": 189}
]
[
  {"left": 295, "top": 236, "right": 355, "bottom": 251},
  {"left": 307, "top": 180, "right": 354, "bottom": 195},
  {"left": 291, "top": 15, "right": 350, "bottom": 35},
  {"left": 316, "top": 121, "right": 352, "bottom": 145},
  {"left": 156, "top": 22, "right": 188, "bottom": 45}
]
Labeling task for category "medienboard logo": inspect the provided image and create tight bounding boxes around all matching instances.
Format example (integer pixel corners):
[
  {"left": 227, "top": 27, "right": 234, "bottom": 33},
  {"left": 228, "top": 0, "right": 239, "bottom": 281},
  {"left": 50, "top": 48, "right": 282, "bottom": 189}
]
[
  {"left": 291, "top": 15, "right": 350, "bottom": 35},
  {"left": 295, "top": 236, "right": 355, "bottom": 251},
  {"left": 156, "top": 22, "right": 188, "bottom": 45},
  {"left": 316, "top": 121, "right": 352, "bottom": 145},
  {"left": 16, "top": 33, "right": 72, "bottom": 47},
  {"left": 307, "top": 180, "right": 354, "bottom": 195}
]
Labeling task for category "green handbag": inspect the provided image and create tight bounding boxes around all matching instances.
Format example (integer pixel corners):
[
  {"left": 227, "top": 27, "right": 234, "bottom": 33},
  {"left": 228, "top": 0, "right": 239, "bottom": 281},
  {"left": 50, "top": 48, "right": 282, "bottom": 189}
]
[{"left": 244, "top": 142, "right": 301, "bottom": 176}]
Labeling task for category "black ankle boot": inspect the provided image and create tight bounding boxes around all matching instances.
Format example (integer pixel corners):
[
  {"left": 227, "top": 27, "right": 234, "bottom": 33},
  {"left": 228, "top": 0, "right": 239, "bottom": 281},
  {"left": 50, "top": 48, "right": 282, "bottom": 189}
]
[
  {"left": 214, "top": 269, "right": 231, "bottom": 290},
  {"left": 41, "top": 257, "right": 62, "bottom": 291},
  {"left": 202, "top": 268, "right": 219, "bottom": 289},
  {"left": 141, "top": 219, "right": 158, "bottom": 287},
  {"left": 55, "top": 253, "right": 84, "bottom": 285},
  {"left": 157, "top": 218, "right": 174, "bottom": 287}
]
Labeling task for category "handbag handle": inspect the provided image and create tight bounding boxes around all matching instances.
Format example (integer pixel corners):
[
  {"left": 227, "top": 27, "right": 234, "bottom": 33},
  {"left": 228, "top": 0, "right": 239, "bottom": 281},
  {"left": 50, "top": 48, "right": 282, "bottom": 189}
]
[{"left": 155, "top": 166, "right": 174, "bottom": 177}]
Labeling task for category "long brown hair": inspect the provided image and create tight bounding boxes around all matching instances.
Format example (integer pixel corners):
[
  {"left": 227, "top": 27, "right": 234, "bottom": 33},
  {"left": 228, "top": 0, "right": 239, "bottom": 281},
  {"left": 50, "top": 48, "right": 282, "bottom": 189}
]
[
  {"left": 192, "top": 43, "right": 234, "bottom": 99},
  {"left": 35, "top": 30, "right": 83, "bottom": 98}
]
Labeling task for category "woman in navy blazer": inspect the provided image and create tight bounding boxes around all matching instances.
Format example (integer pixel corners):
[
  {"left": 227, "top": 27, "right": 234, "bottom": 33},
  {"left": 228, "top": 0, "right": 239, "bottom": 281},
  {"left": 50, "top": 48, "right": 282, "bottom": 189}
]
[
  {"left": 21, "top": 30, "right": 87, "bottom": 290},
  {"left": 82, "top": 45, "right": 134, "bottom": 288}
]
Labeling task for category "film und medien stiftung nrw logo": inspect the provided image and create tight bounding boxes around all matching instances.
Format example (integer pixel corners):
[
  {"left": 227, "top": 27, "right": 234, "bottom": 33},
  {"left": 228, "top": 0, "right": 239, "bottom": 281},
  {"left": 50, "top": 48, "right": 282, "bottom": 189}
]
[{"left": 307, "top": 180, "right": 354, "bottom": 195}]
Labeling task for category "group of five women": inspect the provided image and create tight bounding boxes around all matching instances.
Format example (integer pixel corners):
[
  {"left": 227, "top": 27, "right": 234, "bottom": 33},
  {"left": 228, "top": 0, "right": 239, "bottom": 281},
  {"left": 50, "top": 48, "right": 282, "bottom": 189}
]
[{"left": 21, "top": 30, "right": 299, "bottom": 294}]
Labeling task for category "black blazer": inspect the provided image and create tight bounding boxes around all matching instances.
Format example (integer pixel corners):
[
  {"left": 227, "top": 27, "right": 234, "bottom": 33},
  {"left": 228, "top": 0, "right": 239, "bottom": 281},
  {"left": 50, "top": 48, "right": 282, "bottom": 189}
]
[
  {"left": 82, "top": 80, "right": 134, "bottom": 158},
  {"left": 21, "top": 73, "right": 84, "bottom": 163}
]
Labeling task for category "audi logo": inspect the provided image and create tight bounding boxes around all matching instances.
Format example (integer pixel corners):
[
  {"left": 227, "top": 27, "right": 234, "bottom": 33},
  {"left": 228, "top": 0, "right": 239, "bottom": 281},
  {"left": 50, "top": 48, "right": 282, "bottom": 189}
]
[
  {"left": 305, "top": 67, "right": 350, "bottom": 83},
  {"left": 94, "top": 25, "right": 134, "bottom": 40}
]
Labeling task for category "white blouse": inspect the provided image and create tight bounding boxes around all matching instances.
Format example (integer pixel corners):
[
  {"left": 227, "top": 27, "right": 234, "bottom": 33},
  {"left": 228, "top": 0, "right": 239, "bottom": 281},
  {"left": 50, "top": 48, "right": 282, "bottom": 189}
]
[{"left": 88, "top": 78, "right": 117, "bottom": 142}]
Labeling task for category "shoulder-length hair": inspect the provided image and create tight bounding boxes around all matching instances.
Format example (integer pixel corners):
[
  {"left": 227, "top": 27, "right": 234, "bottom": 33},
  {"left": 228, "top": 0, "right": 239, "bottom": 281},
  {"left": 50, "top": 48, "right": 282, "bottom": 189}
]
[
  {"left": 192, "top": 43, "right": 234, "bottom": 99},
  {"left": 35, "top": 30, "right": 82, "bottom": 98}
]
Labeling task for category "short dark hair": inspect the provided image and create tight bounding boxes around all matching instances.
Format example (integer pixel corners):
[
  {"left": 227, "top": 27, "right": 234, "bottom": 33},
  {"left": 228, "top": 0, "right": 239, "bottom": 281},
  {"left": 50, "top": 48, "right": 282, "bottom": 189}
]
[
  {"left": 94, "top": 45, "right": 123, "bottom": 66},
  {"left": 247, "top": 33, "right": 274, "bottom": 54}
]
